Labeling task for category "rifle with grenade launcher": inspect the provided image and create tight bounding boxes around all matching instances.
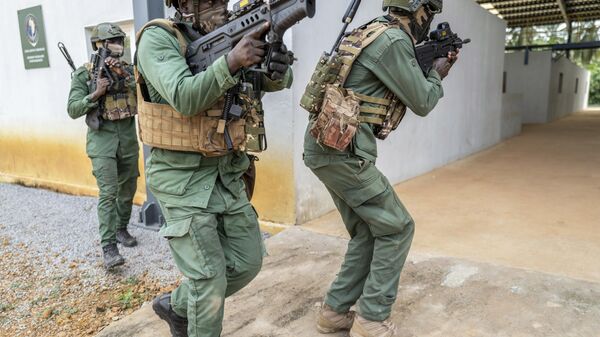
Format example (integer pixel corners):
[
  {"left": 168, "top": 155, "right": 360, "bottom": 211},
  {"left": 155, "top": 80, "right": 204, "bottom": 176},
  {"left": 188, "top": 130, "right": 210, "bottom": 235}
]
[{"left": 185, "top": 0, "right": 316, "bottom": 151}]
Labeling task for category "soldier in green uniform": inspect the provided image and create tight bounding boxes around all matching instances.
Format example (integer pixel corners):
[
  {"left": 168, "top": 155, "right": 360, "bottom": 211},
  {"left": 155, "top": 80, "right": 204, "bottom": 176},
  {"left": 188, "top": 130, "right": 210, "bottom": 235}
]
[
  {"left": 67, "top": 23, "right": 139, "bottom": 270},
  {"left": 135, "top": 0, "right": 293, "bottom": 336},
  {"left": 303, "top": 1, "right": 458, "bottom": 336}
]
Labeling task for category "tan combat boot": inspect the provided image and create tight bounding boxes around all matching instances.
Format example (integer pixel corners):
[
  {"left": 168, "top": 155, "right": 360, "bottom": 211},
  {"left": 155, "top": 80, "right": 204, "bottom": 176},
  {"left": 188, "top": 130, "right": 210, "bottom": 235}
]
[
  {"left": 316, "top": 303, "right": 355, "bottom": 334},
  {"left": 349, "top": 315, "right": 398, "bottom": 337}
]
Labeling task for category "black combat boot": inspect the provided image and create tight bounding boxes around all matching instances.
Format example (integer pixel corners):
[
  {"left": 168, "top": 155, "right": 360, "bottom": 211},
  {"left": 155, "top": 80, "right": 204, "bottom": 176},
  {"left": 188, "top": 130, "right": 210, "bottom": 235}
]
[
  {"left": 116, "top": 228, "right": 138, "bottom": 247},
  {"left": 102, "top": 243, "right": 125, "bottom": 269},
  {"left": 152, "top": 293, "right": 188, "bottom": 337}
]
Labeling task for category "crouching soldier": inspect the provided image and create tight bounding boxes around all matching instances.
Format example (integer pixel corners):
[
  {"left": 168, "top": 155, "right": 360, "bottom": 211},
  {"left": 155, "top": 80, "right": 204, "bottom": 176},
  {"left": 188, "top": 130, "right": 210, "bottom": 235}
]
[
  {"left": 135, "top": 0, "right": 294, "bottom": 336},
  {"left": 301, "top": 1, "right": 459, "bottom": 336},
  {"left": 67, "top": 23, "right": 139, "bottom": 270}
]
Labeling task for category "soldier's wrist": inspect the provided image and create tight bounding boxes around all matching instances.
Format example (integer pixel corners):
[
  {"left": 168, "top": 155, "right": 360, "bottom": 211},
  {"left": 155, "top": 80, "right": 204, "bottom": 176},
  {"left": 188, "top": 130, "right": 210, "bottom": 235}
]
[{"left": 225, "top": 53, "right": 241, "bottom": 75}]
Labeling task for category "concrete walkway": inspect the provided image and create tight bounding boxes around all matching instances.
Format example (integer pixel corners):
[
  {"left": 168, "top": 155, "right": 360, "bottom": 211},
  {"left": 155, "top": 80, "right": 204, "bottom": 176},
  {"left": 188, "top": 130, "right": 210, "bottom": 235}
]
[
  {"left": 305, "top": 111, "right": 600, "bottom": 283},
  {"left": 97, "top": 228, "right": 600, "bottom": 337},
  {"left": 96, "top": 111, "right": 600, "bottom": 336}
]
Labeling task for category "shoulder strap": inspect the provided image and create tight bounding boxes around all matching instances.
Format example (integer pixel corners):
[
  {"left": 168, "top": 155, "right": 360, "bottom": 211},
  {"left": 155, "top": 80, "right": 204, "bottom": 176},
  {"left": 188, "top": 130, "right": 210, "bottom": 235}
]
[
  {"left": 135, "top": 19, "right": 188, "bottom": 57},
  {"left": 336, "top": 21, "right": 396, "bottom": 85},
  {"left": 134, "top": 19, "right": 189, "bottom": 102}
]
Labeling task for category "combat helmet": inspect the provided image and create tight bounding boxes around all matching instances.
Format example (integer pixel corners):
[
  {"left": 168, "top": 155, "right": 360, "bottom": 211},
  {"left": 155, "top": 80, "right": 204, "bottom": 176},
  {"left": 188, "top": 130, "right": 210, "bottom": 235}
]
[
  {"left": 383, "top": 0, "right": 443, "bottom": 13},
  {"left": 165, "top": 0, "right": 180, "bottom": 8},
  {"left": 90, "top": 23, "right": 126, "bottom": 51}
]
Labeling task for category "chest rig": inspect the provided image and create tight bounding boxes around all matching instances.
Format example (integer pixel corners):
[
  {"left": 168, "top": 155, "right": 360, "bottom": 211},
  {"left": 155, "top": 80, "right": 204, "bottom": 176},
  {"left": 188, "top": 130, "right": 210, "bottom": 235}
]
[
  {"left": 300, "top": 19, "right": 408, "bottom": 151},
  {"left": 85, "top": 63, "right": 137, "bottom": 122},
  {"left": 134, "top": 19, "right": 266, "bottom": 156}
]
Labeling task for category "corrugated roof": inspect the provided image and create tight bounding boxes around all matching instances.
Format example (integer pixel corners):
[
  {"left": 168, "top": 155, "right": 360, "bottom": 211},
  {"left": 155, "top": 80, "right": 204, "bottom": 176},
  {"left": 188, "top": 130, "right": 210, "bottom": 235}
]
[{"left": 476, "top": 0, "right": 600, "bottom": 27}]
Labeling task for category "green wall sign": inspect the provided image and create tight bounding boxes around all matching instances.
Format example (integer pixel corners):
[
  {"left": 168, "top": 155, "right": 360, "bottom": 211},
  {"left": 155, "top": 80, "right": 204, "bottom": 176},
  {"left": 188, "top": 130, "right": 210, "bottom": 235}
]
[{"left": 18, "top": 5, "right": 50, "bottom": 69}]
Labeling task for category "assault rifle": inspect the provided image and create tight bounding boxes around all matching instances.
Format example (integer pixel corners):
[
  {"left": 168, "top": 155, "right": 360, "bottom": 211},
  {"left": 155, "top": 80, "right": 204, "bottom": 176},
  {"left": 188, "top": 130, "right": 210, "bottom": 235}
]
[
  {"left": 186, "top": 0, "right": 315, "bottom": 151},
  {"left": 415, "top": 22, "right": 470, "bottom": 75},
  {"left": 86, "top": 47, "right": 114, "bottom": 130},
  {"left": 186, "top": 0, "right": 316, "bottom": 75}
]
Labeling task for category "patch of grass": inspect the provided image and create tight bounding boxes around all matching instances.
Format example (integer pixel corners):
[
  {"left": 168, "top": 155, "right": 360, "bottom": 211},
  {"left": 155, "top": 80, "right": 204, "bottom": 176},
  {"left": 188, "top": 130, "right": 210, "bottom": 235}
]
[
  {"left": 49, "top": 285, "right": 61, "bottom": 299},
  {"left": 65, "top": 307, "right": 79, "bottom": 315},
  {"left": 123, "top": 276, "right": 139, "bottom": 286},
  {"left": 0, "top": 302, "right": 14, "bottom": 312},
  {"left": 30, "top": 296, "right": 47, "bottom": 306},
  {"left": 118, "top": 289, "right": 134, "bottom": 309}
]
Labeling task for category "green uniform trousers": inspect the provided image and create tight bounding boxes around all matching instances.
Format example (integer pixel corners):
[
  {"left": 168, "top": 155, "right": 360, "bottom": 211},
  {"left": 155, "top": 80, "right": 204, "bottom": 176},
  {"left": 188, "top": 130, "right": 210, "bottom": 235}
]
[
  {"left": 90, "top": 154, "right": 139, "bottom": 247},
  {"left": 154, "top": 174, "right": 263, "bottom": 337},
  {"left": 304, "top": 154, "right": 414, "bottom": 321}
]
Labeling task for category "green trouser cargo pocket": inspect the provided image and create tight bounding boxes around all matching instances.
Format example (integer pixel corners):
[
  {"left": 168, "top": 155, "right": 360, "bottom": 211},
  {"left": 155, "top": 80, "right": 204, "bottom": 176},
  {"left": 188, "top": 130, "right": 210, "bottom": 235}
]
[
  {"left": 305, "top": 155, "right": 412, "bottom": 237},
  {"left": 159, "top": 216, "right": 221, "bottom": 280}
]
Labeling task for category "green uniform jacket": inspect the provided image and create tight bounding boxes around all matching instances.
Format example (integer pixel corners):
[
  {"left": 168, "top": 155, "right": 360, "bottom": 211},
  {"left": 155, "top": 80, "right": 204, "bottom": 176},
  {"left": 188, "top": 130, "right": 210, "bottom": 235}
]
[
  {"left": 304, "top": 16, "right": 444, "bottom": 163},
  {"left": 67, "top": 65, "right": 139, "bottom": 159},
  {"left": 136, "top": 25, "right": 293, "bottom": 208}
]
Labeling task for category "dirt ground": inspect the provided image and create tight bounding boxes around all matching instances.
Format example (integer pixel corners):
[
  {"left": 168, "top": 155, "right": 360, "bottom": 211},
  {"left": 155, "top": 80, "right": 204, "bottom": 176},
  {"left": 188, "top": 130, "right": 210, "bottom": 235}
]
[
  {"left": 3, "top": 111, "right": 600, "bottom": 336},
  {"left": 97, "top": 228, "right": 600, "bottom": 337},
  {"left": 305, "top": 111, "right": 600, "bottom": 283},
  {"left": 0, "top": 237, "right": 176, "bottom": 337}
]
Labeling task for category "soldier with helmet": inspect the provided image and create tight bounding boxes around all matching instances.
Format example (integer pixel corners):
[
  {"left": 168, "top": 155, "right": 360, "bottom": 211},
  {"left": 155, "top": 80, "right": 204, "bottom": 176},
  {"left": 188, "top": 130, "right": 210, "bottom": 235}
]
[
  {"left": 67, "top": 23, "right": 139, "bottom": 270},
  {"left": 303, "top": 1, "right": 458, "bottom": 336},
  {"left": 135, "top": 0, "right": 294, "bottom": 336}
]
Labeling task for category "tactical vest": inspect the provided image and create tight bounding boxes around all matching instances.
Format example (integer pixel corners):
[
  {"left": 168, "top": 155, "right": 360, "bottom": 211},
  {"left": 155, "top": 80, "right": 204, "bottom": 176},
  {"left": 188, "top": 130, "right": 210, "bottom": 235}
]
[
  {"left": 300, "top": 19, "right": 408, "bottom": 146},
  {"left": 86, "top": 63, "right": 137, "bottom": 121},
  {"left": 134, "top": 19, "right": 266, "bottom": 156}
]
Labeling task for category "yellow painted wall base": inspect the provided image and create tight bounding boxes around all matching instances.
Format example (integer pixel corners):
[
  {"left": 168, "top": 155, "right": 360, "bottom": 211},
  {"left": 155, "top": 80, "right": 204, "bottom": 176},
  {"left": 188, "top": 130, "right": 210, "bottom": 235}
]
[
  {"left": 259, "top": 221, "right": 290, "bottom": 236},
  {"left": 251, "top": 155, "right": 296, "bottom": 225},
  {"left": 0, "top": 134, "right": 146, "bottom": 205},
  {"left": 1, "top": 133, "right": 297, "bottom": 224}
]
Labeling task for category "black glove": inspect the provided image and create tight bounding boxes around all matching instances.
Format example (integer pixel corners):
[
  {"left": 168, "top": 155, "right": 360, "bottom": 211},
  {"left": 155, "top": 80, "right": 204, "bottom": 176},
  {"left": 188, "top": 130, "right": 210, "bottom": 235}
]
[{"left": 268, "top": 43, "right": 294, "bottom": 81}]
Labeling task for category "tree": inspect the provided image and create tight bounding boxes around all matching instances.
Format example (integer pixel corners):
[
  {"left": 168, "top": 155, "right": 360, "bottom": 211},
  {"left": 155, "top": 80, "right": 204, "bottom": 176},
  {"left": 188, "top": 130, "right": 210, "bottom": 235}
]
[{"left": 506, "top": 20, "right": 600, "bottom": 106}]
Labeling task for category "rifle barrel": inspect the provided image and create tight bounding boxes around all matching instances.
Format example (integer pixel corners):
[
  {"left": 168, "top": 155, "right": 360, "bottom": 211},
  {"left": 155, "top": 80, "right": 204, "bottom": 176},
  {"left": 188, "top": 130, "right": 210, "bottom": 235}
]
[{"left": 331, "top": 0, "right": 362, "bottom": 55}]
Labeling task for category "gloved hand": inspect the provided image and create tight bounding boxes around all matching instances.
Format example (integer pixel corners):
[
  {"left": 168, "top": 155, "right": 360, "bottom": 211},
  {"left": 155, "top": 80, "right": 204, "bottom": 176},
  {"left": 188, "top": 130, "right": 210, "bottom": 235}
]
[{"left": 268, "top": 43, "right": 294, "bottom": 81}]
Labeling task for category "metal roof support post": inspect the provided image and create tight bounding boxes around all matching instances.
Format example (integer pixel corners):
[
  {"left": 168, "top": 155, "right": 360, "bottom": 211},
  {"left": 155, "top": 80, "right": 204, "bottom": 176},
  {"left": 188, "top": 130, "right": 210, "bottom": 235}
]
[
  {"left": 556, "top": 0, "right": 571, "bottom": 58},
  {"left": 567, "top": 21, "right": 572, "bottom": 59},
  {"left": 133, "top": 0, "right": 166, "bottom": 231}
]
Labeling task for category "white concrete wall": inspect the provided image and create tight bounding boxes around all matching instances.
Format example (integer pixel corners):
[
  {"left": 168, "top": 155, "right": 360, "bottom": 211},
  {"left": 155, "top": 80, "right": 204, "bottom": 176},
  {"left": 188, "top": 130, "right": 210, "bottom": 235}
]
[
  {"left": 501, "top": 93, "right": 523, "bottom": 140},
  {"left": 0, "top": 1, "right": 145, "bottom": 201},
  {"left": 504, "top": 51, "right": 590, "bottom": 125},
  {"left": 0, "top": 0, "right": 134, "bottom": 140},
  {"left": 504, "top": 51, "right": 553, "bottom": 124},
  {"left": 291, "top": 0, "right": 507, "bottom": 224},
  {"left": 547, "top": 56, "right": 590, "bottom": 121}
]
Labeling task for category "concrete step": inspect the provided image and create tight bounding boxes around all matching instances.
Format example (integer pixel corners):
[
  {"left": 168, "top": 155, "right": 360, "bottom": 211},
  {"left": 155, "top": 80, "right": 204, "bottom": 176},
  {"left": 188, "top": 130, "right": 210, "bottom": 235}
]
[{"left": 97, "top": 228, "right": 600, "bottom": 337}]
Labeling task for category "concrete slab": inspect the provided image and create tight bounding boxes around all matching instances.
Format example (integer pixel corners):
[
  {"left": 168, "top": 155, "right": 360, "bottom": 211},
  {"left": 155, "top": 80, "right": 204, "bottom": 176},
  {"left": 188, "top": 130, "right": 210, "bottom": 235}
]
[
  {"left": 97, "top": 228, "right": 600, "bottom": 337},
  {"left": 304, "top": 111, "right": 600, "bottom": 283}
]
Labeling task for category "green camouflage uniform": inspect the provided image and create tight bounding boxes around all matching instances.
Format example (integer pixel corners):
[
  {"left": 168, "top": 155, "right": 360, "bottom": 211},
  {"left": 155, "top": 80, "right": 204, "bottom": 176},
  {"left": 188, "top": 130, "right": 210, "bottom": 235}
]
[
  {"left": 136, "top": 24, "right": 292, "bottom": 337},
  {"left": 304, "top": 16, "right": 444, "bottom": 321},
  {"left": 67, "top": 65, "right": 139, "bottom": 248}
]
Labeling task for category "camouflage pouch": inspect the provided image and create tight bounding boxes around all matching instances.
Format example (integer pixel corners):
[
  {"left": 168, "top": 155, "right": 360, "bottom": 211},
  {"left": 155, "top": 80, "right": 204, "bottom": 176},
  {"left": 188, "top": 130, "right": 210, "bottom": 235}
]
[
  {"left": 310, "top": 85, "right": 360, "bottom": 151},
  {"left": 374, "top": 96, "right": 407, "bottom": 140},
  {"left": 300, "top": 53, "right": 343, "bottom": 114}
]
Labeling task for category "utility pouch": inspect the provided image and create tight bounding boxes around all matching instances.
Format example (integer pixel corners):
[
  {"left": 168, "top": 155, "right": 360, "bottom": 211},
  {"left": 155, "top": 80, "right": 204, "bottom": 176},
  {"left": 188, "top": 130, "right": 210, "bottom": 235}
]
[
  {"left": 300, "top": 53, "right": 343, "bottom": 114},
  {"left": 86, "top": 110, "right": 103, "bottom": 130},
  {"left": 310, "top": 85, "right": 360, "bottom": 151}
]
